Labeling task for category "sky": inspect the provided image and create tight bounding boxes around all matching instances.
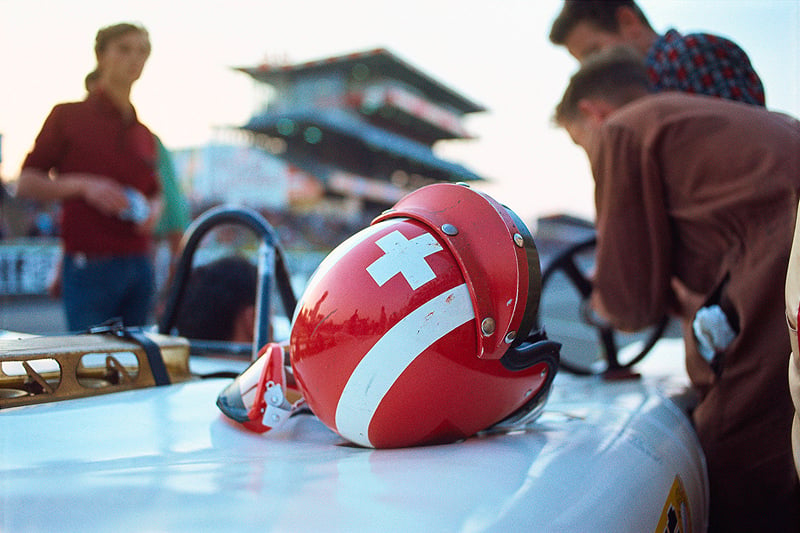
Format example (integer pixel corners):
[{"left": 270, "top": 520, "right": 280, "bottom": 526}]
[{"left": 1, "top": 0, "right": 798, "bottom": 224}]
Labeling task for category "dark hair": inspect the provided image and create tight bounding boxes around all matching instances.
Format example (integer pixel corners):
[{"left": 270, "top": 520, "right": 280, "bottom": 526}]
[
  {"left": 175, "top": 256, "right": 258, "bottom": 341},
  {"left": 554, "top": 46, "right": 649, "bottom": 125},
  {"left": 549, "top": 0, "right": 652, "bottom": 45},
  {"left": 94, "top": 22, "right": 150, "bottom": 58}
]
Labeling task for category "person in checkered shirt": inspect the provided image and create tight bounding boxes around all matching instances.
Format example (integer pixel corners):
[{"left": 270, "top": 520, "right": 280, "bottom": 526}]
[{"left": 549, "top": 0, "right": 766, "bottom": 106}]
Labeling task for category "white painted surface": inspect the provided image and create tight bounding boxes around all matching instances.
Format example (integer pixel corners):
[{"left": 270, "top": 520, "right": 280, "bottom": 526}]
[{"left": 0, "top": 339, "right": 707, "bottom": 532}]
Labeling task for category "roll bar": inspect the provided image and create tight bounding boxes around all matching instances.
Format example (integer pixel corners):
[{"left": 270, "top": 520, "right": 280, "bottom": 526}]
[{"left": 157, "top": 205, "right": 298, "bottom": 360}]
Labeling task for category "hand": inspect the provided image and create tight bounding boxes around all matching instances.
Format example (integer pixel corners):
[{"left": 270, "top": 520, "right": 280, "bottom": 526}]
[
  {"left": 135, "top": 195, "right": 163, "bottom": 235},
  {"left": 79, "top": 176, "right": 129, "bottom": 217},
  {"left": 670, "top": 277, "right": 705, "bottom": 320},
  {"left": 135, "top": 204, "right": 158, "bottom": 235}
]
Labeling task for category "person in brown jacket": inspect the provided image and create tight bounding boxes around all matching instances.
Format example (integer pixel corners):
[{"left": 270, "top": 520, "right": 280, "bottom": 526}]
[{"left": 554, "top": 47, "right": 800, "bottom": 531}]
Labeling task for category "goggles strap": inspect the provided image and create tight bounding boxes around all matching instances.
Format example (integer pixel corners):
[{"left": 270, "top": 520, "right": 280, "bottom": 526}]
[
  {"left": 220, "top": 342, "right": 303, "bottom": 433},
  {"left": 251, "top": 343, "right": 304, "bottom": 432}
]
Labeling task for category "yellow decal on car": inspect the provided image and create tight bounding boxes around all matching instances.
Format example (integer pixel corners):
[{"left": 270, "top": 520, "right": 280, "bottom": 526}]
[{"left": 655, "top": 475, "right": 691, "bottom": 533}]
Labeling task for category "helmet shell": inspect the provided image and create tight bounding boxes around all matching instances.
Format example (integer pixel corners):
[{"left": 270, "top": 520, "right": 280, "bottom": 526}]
[{"left": 290, "top": 184, "right": 550, "bottom": 448}]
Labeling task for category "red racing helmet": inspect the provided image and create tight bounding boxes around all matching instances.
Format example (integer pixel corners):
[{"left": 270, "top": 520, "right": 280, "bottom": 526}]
[{"left": 288, "top": 183, "right": 559, "bottom": 448}]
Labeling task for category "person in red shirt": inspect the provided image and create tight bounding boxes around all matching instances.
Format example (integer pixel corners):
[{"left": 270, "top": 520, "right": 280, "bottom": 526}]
[{"left": 17, "top": 22, "right": 162, "bottom": 330}]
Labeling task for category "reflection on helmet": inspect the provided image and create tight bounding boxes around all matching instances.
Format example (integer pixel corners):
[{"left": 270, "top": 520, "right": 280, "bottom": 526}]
[{"left": 289, "top": 183, "right": 559, "bottom": 448}]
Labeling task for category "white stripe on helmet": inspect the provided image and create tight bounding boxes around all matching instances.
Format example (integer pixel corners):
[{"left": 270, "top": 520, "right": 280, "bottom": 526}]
[{"left": 335, "top": 283, "right": 474, "bottom": 447}]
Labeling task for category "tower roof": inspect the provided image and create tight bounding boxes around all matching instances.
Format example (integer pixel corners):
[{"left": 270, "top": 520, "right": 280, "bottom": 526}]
[{"left": 235, "top": 47, "right": 486, "bottom": 115}]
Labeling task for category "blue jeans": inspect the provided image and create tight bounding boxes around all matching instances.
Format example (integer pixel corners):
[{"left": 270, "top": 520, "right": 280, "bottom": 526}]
[{"left": 62, "top": 253, "right": 155, "bottom": 332}]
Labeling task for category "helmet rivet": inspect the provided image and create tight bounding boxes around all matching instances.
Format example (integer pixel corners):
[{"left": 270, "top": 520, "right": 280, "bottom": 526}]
[
  {"left": 481, "top": 317, "right": 496, "bottom": 336},
  {"left": 504, "top": 331, "right": 516, "bottom": 344},
  {"left": 441, "top": 223, "right": 459, "bottom": 236},
  {"left": 513, "top": 233, "right": 525, "bottom": 248},
  {"left": 540, "top": 369, "right": 547, "bottom": 378}
]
